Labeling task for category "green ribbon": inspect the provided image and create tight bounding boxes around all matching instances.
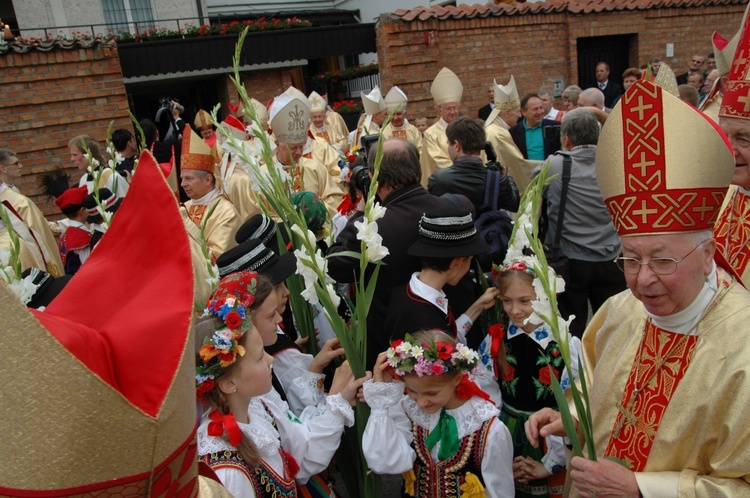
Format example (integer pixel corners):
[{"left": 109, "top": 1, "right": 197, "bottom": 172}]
[{"left": 425, "top": 409, "right": 460, "bottom": 461}]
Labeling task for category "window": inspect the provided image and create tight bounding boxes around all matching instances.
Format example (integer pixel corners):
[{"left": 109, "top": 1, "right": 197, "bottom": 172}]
[{"left": 102, "top": 0, "right": 154, "bottom": 32}]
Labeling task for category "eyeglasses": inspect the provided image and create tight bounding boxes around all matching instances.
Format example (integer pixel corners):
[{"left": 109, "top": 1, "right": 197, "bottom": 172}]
[{"left": 614, "top": 239, "right": 708, "bottom": 275}]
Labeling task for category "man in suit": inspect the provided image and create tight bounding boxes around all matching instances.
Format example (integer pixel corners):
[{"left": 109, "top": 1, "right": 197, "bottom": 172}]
[
  {"left": 477, "top": 85, "right": 494, "bottom": 121},
  {"left": 591, "top": 62, "right": 623, "bottom": 108},
  {"left": 509, "top": 94, "right": 562, "bottom": 161},
  {"left": 677, "top": 54, "right": 706, "bottom": 85}
]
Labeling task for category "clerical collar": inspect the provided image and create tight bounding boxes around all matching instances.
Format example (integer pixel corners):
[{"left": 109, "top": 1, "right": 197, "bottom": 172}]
[
  {"left": 439, "top": 117, "right": 450, "bottom": 128},
  {"left": 739, "top": 186, "right": 750, "bottom": 195},
  {"left": 493, "top": 116, "right": 510, "bottom": 130},
  {"left": 312, "top": 124, "right": 326, "bottom": 133},
  {"left": 191, "top": 188, "right": 220, "bottom": 206},
  {"left": 645, "top": 264, "right": 718, "bottom": 334}
]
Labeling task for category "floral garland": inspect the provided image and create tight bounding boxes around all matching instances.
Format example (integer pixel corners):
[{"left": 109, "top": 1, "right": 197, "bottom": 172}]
[
  {"left": 196, "top": 271, "right": 258, "bottom": 401},
  {"left": 386, "top": 334, "right": 480, "bottom": 377}
]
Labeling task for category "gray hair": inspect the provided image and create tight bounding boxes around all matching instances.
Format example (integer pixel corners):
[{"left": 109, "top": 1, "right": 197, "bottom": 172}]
[
  {"left": 562, "top": 85, "right": 582, "bottom": 105},
  {"left": 578, "top": 88, "right": 605, "bottom": 109},
  {"left": 0, "top": 149, "right": 16, "bottom": 165},
  {"left": 561, "top": 108, "right": 599, "bottom": 146}
]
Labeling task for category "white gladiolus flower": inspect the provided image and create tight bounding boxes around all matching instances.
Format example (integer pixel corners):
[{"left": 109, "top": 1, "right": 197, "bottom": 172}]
[
  {"left": 300, "top": 283, "right": 320, "bottom": 305},
  {"left": 0, "top": 249, "right": 10, "bottom": 268},
  {"left": 368, "top": 202, "right": 386, "bottom": 222},
  {"left": 9, "top": 277, "right": 38, "bottom": 304},
  {"left": 354, "top": 219, "right": 380, "bottom": 246},
  {"left": 292, "top": 224, "right": 317, "bottom": 249},
  {"left": 293, "top": 249, "right": 317, "bottom": 284},
  {"left": 326, "top": 283, "right": 340, "bottom": 308},
  {"left": 365, "top": 243, "right": 389, "bottom": 263}
]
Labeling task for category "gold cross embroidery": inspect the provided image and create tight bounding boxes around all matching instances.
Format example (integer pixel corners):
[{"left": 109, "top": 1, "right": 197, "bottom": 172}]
[
  {"left": 632, "top": 96, "right": 654, "bottom": 121},
  {"left": 632, "top": 200, "right": 658, "bottom": 223},
  {"left": 632, "top": 151, "right": 656, "bottom": 176}
]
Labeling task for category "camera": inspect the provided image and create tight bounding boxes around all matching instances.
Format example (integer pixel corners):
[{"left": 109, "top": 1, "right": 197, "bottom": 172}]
[
  {"left": 349, "top": 165, "right": 371, "bottom": 202},
  {"left": 155, "top": 97, "right": 184, "bottom": 123},
  {"left": 543, "top": 125, "right": 561, "bottom": 141},
  {"left": 360, "top": 133, "right": 380, "bottom": 163}
]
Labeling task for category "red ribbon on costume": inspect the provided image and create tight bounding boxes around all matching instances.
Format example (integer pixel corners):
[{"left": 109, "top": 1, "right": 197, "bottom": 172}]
[
  {"left": 487, "top": 323, "right": 505, "bottom": 379},
  {"left": 456, "top": 375, "right": 491, "bottom": 402},
  {"left": 280, "top": 449, "right": 300, "bottom": 478},
  {"left": 208, "top": 410, "right": 243, "bottom": 447},
  {"left": 228, "top": 102, "right": 240, "bottom": 114},
  {"left": 337, "top": 193, "right": 358, "bottom": 215}
]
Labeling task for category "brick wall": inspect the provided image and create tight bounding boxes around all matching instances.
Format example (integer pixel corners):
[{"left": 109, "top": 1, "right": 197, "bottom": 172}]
[
  {"left": 219, "top": 67, "right": 296, "bottom": 112},
  {"left": 0, "top": 45, "right": 130, "bottom": 217},
  {"left": 377, "top": 4, "right": 745, "bottom": 122}
]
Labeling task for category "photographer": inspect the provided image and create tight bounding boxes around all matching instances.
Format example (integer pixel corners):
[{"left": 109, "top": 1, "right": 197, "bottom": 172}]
[
  {"left": 428, "top": 116, "right": 519, "bottom": 214},
  {"left": 509, "top": 94, "right": 561, "bottom": 160},
  {"left": 532, "top": 108, "right": 625, "bottom": 338},
  {"left": 154, "top": 98, "right": 185, "bottom": 142}
]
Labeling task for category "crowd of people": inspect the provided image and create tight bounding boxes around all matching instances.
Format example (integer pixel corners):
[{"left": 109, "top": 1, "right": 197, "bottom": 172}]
[{"left": 3, "top": 6, "right": 750, "bottom": 497}]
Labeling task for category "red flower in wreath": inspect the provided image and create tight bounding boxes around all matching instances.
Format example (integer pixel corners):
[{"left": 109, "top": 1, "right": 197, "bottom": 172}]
[
  {"left": 196, "top": 379, "right": 215, "bottom": 400},
  {"left": 436, "top": 342, "right": 454, "bottom": 360},
  {"left": 390, "top": 339, "right": 403, "bottom": 349},
  {"left": 538, "top": 366, "right": 559, "bottom": 385},
  {"left": 224, "top": 310, "right": 242, "bottom": 330},
  {"left": 501, "top": 363, "right": 515, "bottom": 382}
]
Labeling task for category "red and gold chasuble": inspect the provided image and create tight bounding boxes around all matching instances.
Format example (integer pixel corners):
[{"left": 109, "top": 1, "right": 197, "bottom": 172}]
[
  {"left": 187, "top": 204, "right": 207, "bottom": 226},
  {"left": 714, "top": 187, "right": 750, "bottom": 286},
  {"left": 604, "top": 321, "right": 699, "bottom": 470},
  {"left": 315, "top": 130, "right": 332, "bottom": 145},
  {"left": 391, "top": 129, "right": 408, "bottom": 140}
]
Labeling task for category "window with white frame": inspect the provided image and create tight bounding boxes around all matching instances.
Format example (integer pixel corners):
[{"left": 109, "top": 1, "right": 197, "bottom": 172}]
[{"left": 101, "top": 0, "right": 154, "bottom": 32}]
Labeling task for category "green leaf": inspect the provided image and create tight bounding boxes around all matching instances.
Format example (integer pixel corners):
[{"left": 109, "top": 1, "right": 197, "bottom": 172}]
[
  {"left": 549, "top": 368, "right": 584, "bottom": 458},
  {"left": 326, "top": 250, "right": 364, "bottom": 261},
  {"left": 605, "top": 456, "right": 630, "bottom": 468}
]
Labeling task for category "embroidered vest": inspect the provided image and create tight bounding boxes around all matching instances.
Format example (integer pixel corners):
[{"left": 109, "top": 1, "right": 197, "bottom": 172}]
[{"left": 409, "top": 416, "right": 494, "bottom": 497}]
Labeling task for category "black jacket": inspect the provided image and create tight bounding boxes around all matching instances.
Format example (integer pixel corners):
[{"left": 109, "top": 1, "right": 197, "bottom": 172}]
[
  {"left": 477, "top": 103, "right": 493, "bottom": 122},
  {"left": 327, "top": 184, "right": 453, "bottom": 368},
  {"left": 427, "top": 155, "right": 520, "bottom": 213},
  {"left": 591, "top": 81, "right": 623, "bottom": 109},
  {"left": 509, "top": 118, "right": 562, "bottom": 161}
]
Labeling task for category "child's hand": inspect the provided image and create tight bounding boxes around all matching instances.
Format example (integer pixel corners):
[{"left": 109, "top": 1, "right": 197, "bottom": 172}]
[
  {"left": 512, "top": 456, "right": 552, "bottom": 483},
  {"left": 341, "top": 371, "right": 373, "bottom": 406},
  {"left": 328, "top": 360, "right": 354, "bottom": 397},
  {"left": 373, "top": 352, "right": 394, "bottom": 383},
  {"left": 309, "top": 338, "right": 346, "bottom": 374},
  {"left": 477, "top": 287, "right": 500, "bottom": 310}
]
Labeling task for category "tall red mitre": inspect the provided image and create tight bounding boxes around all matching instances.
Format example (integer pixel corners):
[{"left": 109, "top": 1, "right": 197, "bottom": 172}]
[
  {"left": 0, "top": 151, "right": 229, "bottom": 496},
  {"left": 596, "top": 79, "right": 734, "bottom": 236},
  {"left": 720, "top": 3, "right": 750, "bottom": 120}
]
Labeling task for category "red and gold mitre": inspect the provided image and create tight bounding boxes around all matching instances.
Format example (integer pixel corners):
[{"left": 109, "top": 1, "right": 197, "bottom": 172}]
[
  {"left": 194, "top": 109, "right": 213, "bottom": 130},
  {"left": 182, "top": 125, "right": 217, "bottom": 173},
  {"left": 0, "top": 152, "right": 229, "bottom": 496},
  {"left": 596, "top": 80, "right": 734, "bottom": 236},
  {"left": 720, "top": 3, "right": 750, "bottom": 120}
]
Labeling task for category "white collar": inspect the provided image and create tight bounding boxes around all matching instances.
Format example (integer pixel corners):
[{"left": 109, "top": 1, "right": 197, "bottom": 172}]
[
  {"left": 191, "top": 188, "right": 220, "bottom": 206},
  {"left": 68, "top": 220, "right": 91, "bottom": 231},
  {"left": 403, "top": 395, "right": 499, "bottom": 437},
  {"left": 409, "top": 272, "right": 448, "bottom": 314},
  {"left": 493, "top": 116, "right": 510, "bottom": 130},
  {"left": 438, "top": 117, "right": 450, "bottom": 129},
  {"left": 645, "top": 264, "right": 718, "bottom": 334},
  {"left": 507, "top": 322, "right": 553, "bottom": 349},
  {"left": 312, "top": 124, "right": 326, "bottom": 133}
]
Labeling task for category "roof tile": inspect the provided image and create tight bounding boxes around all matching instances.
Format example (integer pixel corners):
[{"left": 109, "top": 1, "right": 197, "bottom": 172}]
[{"left": 389, "top": 0, "right": 745, "bottom": 20}]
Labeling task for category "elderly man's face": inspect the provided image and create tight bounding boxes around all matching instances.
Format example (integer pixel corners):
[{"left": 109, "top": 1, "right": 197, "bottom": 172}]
[
  {"left": 276, "top": 141, "right": 305, "bottom": 165},
  {"left": 0, "top": 155, "right": 22, "bottom": 179},
  {"left": 703, "top": 72, "right": 717, "bottom": 94},
  {"left": 688, "top": 73, "right": 703, "bottom": 90},
  {"left": 720, "top": 116, "right": 750, "bottom": 188},
  {"left": 391, "top": 109, "right": 406, "bottom": 128},
  {"left": 439, "top": 103, "right": 460, "bottom": 124},
  {"left": 523, "top": 97, "right": 545, "bottom": 127},
  {"left": 310, "top": 111, "right": 326, "bottom": 130},
  {"left": 621, "top": 233, "right": 714, "bottom": 316},
  {"left": 180, "top": 170, "right": 214, "bottom": 199},
  {"left": 539, "top": 94, "right": 554, "bottom": 114}
]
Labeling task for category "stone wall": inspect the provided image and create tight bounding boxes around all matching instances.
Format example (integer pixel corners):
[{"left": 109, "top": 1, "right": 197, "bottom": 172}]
[
  {"left": 376, "top": 4, "right": 745, "bottom": 122},
  {"left": 0, "top": 44, "right": 130, "bottom": 217}
]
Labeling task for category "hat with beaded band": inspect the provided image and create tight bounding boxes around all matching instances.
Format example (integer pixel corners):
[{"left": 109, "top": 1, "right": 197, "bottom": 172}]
[{"left": 408, "top": 207, "right": 488, "bottom": 258}]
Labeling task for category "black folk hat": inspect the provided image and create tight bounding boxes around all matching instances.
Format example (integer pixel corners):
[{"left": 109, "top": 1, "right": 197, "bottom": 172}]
[
  {"left": 408, "top": 207, "right": 489, "bottom": 259},
  {"left": 216, "top": 238, "right": 296, "bottom": 285},
  {"left": 235, "top": 213, "right": 290, "bottom": 250}
]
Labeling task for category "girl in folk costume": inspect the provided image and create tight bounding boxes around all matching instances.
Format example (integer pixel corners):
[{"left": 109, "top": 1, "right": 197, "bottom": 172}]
[
  {"left": 481, "top": 168, "right": 582, "bottom": 498},
  {"left": 197, "top": 270, "right": 366, "bottom": 498},
  {"left": 362, "top": 329, "right": 514, "bottom": 498},
  {"left": 69, "top": 135, "right": 129, "bottom": 198}
]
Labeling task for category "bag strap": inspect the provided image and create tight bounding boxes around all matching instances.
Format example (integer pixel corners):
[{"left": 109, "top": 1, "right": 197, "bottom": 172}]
[
  {"left": 553, "top": 154, "right": 572, "bottom": 249},
  {"left": 484, "top": 169, "right": 501, "bottom": 212}
]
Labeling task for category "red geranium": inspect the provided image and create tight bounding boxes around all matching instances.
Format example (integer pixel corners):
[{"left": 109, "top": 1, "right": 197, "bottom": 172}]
[
  {"left": 538, "top": 366, "right": 559, "bottom": 385},
  {"left": 436, "top": 342, "right": 454, "bottom": 360},
  {"left": 225, "top": 310, "right": 242, "bottom": 330},
  {"left": 501, "top": 363, "right": 515, "bottom": 382},
  {"left": 390, "top": 339, "right": 403, "bottom": 349},
  {"left": 430, "top": 363, "right": 446, "bottom": 375}
]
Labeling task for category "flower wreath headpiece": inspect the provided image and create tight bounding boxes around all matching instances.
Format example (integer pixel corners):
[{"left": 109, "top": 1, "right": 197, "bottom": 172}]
[
  {"left": 387, "top": 333, "right": 480, "bottom": 377},
  {"left": 196, "top": 271, "right": 259, "bottom": 401},
  {"left": 492, "top": 257, "right": 537, "bottom": 280}
]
